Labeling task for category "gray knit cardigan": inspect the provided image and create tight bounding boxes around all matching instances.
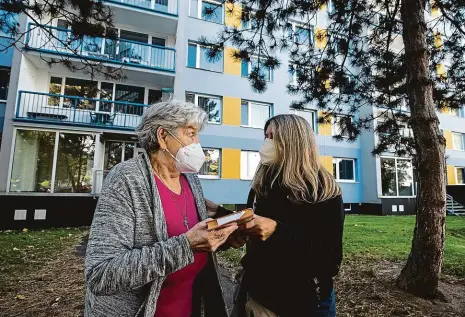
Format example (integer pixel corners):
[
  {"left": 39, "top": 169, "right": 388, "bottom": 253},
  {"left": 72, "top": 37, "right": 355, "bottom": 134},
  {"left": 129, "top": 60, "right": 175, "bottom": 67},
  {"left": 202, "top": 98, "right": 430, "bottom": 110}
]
[{"left": 84, "top": 151, "right": 228, "bottom": 317}]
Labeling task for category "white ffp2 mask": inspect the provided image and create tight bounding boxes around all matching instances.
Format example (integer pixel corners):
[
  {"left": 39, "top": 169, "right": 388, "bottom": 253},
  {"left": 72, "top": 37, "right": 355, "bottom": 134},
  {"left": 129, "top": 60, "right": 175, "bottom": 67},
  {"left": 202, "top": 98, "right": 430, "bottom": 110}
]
[
  {"left": 259, "top": 138, "right": 276, "bottom": 165},
  {"left": 166, "top": 132, "right": 206, "bottom": 173}
]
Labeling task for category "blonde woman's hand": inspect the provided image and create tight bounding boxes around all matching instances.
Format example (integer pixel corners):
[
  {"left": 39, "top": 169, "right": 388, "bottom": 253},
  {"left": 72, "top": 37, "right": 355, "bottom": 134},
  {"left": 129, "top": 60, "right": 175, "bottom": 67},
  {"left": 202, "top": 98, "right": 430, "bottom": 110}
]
[
  {"left": 239, "top": 215, "right": 277, "bottom": 241},
  {"left": 186, "top": 218, "right": 238, "bottom": 252}
]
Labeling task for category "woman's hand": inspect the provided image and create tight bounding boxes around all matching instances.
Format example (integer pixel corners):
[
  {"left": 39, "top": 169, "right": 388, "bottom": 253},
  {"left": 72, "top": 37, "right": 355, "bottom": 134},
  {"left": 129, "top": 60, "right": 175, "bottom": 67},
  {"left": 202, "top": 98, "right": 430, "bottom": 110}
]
[
  {"left": 205, "top": 199, "right": 219, "bottom": 217},
  {"left": 240, "top": 215, "right": 277, "bottom": 241},
  {"left": 186, "top": 218, "right": 238, "bottom": 252}
]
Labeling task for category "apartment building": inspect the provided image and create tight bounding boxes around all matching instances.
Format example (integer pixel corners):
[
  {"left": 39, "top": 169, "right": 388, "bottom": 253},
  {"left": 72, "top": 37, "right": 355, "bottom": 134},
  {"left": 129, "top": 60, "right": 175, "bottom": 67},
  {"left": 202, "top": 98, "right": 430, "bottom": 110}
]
[{"left": 0, "top": 1, "right": 463, "bottom": 229}]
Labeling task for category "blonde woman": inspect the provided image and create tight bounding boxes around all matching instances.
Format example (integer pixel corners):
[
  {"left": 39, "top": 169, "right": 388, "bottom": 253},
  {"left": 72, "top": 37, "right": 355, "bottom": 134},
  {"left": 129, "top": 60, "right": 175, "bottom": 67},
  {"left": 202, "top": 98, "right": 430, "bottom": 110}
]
[{"left": 209, "top": 114, "right": 345, "bottom": 317}]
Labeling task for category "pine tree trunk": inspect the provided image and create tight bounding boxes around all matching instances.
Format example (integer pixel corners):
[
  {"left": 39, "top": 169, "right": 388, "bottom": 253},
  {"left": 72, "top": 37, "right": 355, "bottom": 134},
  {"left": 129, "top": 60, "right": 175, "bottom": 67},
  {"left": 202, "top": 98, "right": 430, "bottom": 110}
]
[{"left": 397, "top": 0, "right": 447, "bottom": 298}]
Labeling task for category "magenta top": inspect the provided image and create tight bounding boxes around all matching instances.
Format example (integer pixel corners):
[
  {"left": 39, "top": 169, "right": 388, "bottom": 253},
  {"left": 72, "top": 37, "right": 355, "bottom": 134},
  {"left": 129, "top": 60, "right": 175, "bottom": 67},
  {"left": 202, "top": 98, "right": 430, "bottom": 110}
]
[{"left": 154, "top": 175, "right": 208, "bottom": 317}]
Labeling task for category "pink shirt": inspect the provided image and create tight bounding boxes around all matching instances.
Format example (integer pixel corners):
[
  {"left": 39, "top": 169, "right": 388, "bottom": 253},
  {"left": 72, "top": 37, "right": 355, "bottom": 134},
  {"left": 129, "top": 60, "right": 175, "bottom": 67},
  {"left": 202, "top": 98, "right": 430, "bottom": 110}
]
[{"left": 154, "top": 175, "right": 208, "bottom": 317}]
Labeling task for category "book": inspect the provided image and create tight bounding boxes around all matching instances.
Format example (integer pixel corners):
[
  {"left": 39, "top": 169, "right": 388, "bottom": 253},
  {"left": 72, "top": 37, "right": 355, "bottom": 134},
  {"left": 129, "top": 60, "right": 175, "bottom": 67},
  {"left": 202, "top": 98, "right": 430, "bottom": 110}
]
[{"left": 206, "top": 208, "right": 254, "bottom": 230}]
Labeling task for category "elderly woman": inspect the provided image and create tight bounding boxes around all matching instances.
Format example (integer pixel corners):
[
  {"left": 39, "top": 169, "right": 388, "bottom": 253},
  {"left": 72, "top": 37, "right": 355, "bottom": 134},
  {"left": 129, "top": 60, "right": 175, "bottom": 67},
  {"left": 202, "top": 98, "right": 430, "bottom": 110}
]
[{"left": 84, "top": 100, "right": 237, "bottom": 317}]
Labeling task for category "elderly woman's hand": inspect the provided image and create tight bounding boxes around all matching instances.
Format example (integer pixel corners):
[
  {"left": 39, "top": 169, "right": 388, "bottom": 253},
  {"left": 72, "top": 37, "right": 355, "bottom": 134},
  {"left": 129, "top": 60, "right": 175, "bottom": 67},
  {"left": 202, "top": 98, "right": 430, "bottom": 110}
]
[
  {"left": 227, "top": 230, "right": 249, "bottom": 249},
  {"left": 186, "top": 219, "right": 238, "bottom": 252}
]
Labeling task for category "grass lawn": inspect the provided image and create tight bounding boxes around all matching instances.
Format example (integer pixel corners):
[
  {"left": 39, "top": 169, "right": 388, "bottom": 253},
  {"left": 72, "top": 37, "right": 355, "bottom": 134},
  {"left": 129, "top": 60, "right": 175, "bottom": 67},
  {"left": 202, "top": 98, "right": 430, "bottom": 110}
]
[
  {"left": 0, "top": 227, "right": 87, "bottom": 291},
  {"left": 221, "top": 215, "right": 465, "bottom": 277}
]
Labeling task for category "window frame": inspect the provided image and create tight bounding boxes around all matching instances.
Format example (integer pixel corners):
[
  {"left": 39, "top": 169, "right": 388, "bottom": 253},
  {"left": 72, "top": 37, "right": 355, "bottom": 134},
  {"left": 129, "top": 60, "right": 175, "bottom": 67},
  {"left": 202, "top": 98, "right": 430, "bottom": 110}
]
[
  {"left": 379, "top": 156, "right": 416, "bottom": 198},
  {"left": 7, "top": 127, "right": 98, "bottom": 194},
  {"left": 452, "top": 132, "right": 465, "bottom": 151},
  {"left": 287, "top": 21, "right": 314, "bottom": 47},
  {"left": 0, "top": 67, "right": 11, "bottom": 101},
  {"left": 291, "top": 108, "right": 317, "bottom": 132},
  {"left": 456, "top": 167, "right": 465, "bottom": 185},
  {"left": 240, "top": 100, "right": 272, "bottom": 129},
  {"left": 190, "top": 0, "right": 224, "bottom": 24},
  {"left": 187, "top": 42, "right": 224, "bottom": 72},
  {"left": 199, "top": 148, "right": 221, "bottom": 179},
  {"left": 331, "top": 114, "right": 353, "bottom": 138},
  {"left": 332, "top": 158, "right": 356, "bottom": 182},
  {"left": 186, "top": 92, "right": 223, "bottom": 124},
  {"left": 240, "top": 150, "right": 260, "bottom": 180}
]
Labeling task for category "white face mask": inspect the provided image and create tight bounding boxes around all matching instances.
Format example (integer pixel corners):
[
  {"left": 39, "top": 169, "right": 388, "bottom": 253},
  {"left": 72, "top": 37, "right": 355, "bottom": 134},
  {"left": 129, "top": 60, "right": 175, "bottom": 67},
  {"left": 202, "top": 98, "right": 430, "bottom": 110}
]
[
  {"left": 259, "top": 138, "right": 276, "bottom": 165},
  {"left": 166, "top": 131, "right": 206, "bottom": 173}
]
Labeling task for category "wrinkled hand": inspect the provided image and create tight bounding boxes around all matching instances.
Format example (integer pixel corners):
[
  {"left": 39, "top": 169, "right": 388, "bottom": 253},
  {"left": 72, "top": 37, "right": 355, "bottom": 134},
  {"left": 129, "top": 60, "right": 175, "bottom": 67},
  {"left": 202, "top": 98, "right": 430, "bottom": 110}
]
[
  {"left": 226, "top": 230, "right": 249, "bottom": 249},
  {"left": 205, "top": 199, "right": 219, "bottom": 217},
  {"left": 239, "top": 215, "right": 277, "bottom": 241},
  {"left": 186, "top": 218, "right": 238, "bottom": 252}
]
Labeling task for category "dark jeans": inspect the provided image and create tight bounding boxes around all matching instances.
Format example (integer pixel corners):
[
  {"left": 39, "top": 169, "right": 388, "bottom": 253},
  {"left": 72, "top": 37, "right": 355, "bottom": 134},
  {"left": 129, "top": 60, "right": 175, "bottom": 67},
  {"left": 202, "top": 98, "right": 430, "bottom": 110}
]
[{"left": 315, "top": 288, "right": 336, "bottom": 317}]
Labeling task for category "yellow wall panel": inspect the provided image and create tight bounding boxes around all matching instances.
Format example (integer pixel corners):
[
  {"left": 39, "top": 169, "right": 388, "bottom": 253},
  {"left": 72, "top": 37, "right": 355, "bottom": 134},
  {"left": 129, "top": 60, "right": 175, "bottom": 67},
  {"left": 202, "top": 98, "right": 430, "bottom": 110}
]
[
  {"left": 434, "top": 32, "right": 443, "bottom": 49},
  {"left": 222, "top": 148, "right": 241, "bottom": 179},
  {"left": 318, "top": 111, "right": 332, "bottom": 136},
  {"left": 431, "top": 1, "right": 440, "bottom": 17},
  {"left": 225, "top": 3, "right": 242, "bottom": 28},
  {"left": 223, "top": 96, "right": 241, "bottom": 126},
  {"left": 437, "top": 64, "right": 446, "bottom": 76},
  {"left": 224, "top": 47, "right": 241, "bottom": 76},
  {"left": 320, "top": 156, "right": 334, "bottom": 174},
  {"left": 315, "top": 27, "right": 328, "bottom": 49},
  {"left": 444, "top": 130, "right": 453, "bottom": 150},
  {"left": 447, "top": 165, "right": 456, "bottom": 185}
]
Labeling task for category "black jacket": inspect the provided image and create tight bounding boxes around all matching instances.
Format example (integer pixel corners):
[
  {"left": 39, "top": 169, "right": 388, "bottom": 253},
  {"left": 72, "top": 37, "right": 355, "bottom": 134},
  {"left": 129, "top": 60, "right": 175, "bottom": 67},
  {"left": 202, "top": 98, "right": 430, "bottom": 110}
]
[{"left": 236, "top": 181, "right": 345, "bottom": 316}]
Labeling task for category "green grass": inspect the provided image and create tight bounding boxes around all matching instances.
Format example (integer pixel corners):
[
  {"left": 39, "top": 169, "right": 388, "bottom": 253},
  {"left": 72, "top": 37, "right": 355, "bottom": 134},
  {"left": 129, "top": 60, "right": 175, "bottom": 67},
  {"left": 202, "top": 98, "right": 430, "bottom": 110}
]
[
  {"left": 344, "top": 215, "right": 465, "bottom": 276},
  {"left": 219, "top": 215, "right": 465, "bottom": 277},
  {"left": 0, "top": 227, "right": 87, "bottom": 291}
]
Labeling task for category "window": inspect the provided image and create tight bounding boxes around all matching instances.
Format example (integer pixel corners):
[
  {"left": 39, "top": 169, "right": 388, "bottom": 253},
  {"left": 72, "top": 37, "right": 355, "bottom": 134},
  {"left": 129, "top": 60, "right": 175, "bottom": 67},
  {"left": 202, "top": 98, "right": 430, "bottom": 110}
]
[
  {"left": 200, "top": 148, "right": 220, "bottom": 178},
  {"left": 55, "top": 133, "right": 95, "bottom": 193},
  {"left": 190, "top": 0, "right": 224, "bottom": 24},
  {"left": 10, "top": 130, "right": 56, "bottom": 192},
  {"left": 241, "top": 57, "right": 273, "bottom": 81},
  {"left": 241, "top": 151, "right": 260, "bottom": 180},
  {"left": 326, "top": 0, "right": 335, "bottom": 13},
  {"left": 333, "top": 76, "right": 355, "bottom": 94},
  {"left": 114, "top": 84, "right": 145, "bottom": 115},
  {"left": 104, "top": 141, "right": 136, "bottom": 170},
  {"left": 291, "top": 109, "right": 316, "bottom": 131},
  {"left": 0, "top": 68, "right": 10, "bottom": 100},
  {"left": 187, "top": 42, "right": 223, "bottom": 72},
  {"left": 241, "top": 9, "right": 258, "bottom": 29},
  {"left": 332, "top": 158, "right": 355, "bottom": 181},
  {"left": 186, "top": 93, "right": 222, "bottom": 124},
  {"left": 332, "top": 115, "right": 352, "bottom": 137},
  {"left": 10, "top": 130, "right": 96, "bottom": 193},
  {"left": 452, "top": 132, "right": 465, "bottom": 151},
  {"left": 456, "top": 167, "right": 465, "bottom": 184},
  {"left": 287, "top": 23, "right": 314, "bottom": 46},
  {"left": 63, "top": 77, "right": 98, "bottom": 110},
  {"left": 450, "top": 107, "right": 465, "bottom": 118},
  {"left": 0, "top": 10, "right": 18, "bottom": 38},
  {"left": 380, "top": 157, "right": 414, "bottom": 197},
  {"left": 241, "top": 101, "right": 271, "bottom": 128},
  {"left": 148, "top": 89, "right": 162, "bottom": 104}
]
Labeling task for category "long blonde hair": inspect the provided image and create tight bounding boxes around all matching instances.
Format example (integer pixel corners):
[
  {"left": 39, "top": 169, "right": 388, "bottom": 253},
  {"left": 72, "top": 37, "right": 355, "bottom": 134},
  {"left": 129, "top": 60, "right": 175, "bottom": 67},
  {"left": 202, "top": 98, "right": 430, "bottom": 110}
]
[{"left": 252, "top": 114, "right": 341, "bottom": 203}]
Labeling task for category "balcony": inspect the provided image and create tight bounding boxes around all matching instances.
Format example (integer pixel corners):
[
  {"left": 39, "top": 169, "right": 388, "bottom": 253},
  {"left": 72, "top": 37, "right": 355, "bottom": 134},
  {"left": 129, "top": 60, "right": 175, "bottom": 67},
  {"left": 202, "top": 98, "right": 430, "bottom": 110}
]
[
  {"left": 25, "top": 24, "right": 176, "bottom": 73},
  {"left": 104, "top": 0, "right": 178, "bottom": 16},
  {"left": 15, "top": 91, "right": 148, "bottom": 131}
]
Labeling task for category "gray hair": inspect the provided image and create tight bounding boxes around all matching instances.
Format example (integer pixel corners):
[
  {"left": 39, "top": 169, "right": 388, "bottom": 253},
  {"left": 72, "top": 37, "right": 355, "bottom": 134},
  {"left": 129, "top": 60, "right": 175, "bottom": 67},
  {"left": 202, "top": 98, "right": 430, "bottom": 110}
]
[{"left": 136, "top": 100, "right": 208, "bottom": 153}]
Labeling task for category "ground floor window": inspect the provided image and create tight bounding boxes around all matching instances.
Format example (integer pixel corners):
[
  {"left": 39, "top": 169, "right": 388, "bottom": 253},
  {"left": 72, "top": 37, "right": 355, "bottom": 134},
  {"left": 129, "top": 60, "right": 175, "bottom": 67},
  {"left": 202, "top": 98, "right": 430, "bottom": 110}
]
[
  {"left": 104, "top": 141, "right": 136, "bottom": 170},
  {"left": 10, "top": 129, "right": 95, "bottom": 193},
  {"left": 380, "top": 157, "right": 414, "bottom": 197},
  {"left": 456, "top": 167, "right": 465, "bottom": 184},
  {"left": 240, "top": 151, "right": 260, "bottom": 180},
  {"left": 332, "top": 158, "right": 355, "bottom": 181}
]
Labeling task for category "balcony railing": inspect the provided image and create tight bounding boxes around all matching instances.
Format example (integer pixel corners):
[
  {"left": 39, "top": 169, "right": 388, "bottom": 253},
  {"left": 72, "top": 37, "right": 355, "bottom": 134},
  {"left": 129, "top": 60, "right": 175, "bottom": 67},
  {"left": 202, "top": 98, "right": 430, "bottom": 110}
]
[
  {"left": 16, "top": 91, "right": 148, "bottom": 130},
  {"left": 104, "top": 0, "right": 178, "bottom": 15},
  {"left": 25, "top": 24, "right": 176, "bottom": 72}
]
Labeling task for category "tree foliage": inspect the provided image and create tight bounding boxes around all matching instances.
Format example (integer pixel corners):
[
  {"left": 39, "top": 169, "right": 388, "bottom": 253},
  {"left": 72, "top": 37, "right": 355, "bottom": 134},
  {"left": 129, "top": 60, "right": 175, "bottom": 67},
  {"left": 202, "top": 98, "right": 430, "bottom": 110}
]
[{"left": 201, "top": 0, "right": 465, "bottom": 156}]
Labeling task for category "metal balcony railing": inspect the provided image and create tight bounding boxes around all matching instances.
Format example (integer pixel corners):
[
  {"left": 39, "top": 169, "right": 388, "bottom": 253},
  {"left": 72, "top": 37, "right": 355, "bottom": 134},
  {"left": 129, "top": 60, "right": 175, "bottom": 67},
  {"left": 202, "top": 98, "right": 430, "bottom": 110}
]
[
  {"left": 25, "top": 24, "right": 176, "bottom": 72},
  {"left": 16, "top": 91, "right": 148, "bottom": 130},
  {"left": 104, "top": 0, "right": 178, "bottom": 15}
]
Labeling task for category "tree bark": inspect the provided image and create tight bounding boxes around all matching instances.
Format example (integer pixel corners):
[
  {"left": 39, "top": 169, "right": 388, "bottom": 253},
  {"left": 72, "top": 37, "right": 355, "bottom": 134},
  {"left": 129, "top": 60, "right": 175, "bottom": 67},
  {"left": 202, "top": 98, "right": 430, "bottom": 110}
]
[{"left": 397, "top": 0, "right": 447, "bottom": 298}]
